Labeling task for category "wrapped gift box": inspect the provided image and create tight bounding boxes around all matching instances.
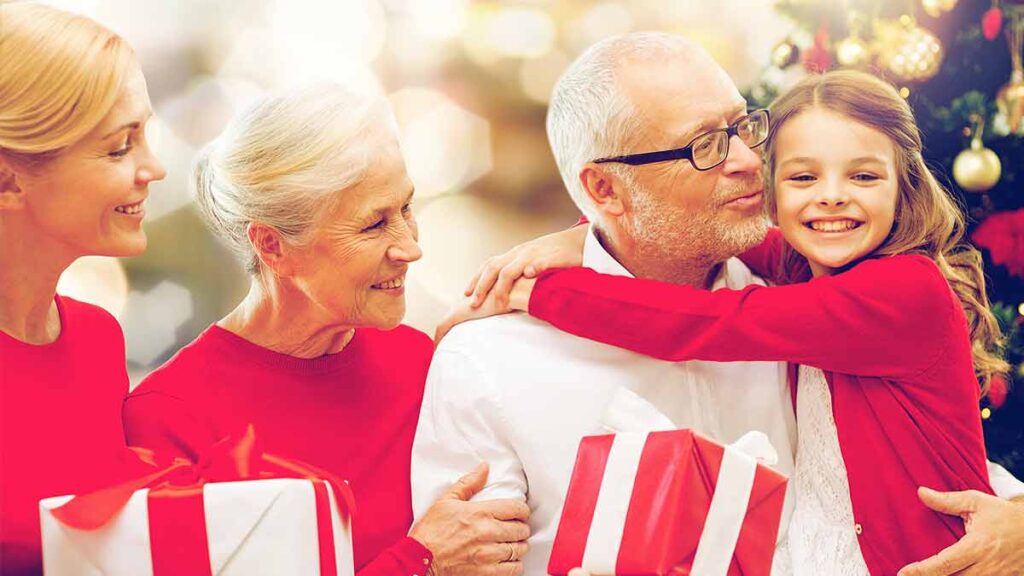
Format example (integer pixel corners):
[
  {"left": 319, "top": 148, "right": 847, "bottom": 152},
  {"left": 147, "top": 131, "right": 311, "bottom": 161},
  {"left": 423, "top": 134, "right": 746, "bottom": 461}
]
[
  {"left": 40, "top": 477, "right": 353, "bottom": 576},
  {"left": 548, "top": 429, "right": 788, "bottom": 576}
]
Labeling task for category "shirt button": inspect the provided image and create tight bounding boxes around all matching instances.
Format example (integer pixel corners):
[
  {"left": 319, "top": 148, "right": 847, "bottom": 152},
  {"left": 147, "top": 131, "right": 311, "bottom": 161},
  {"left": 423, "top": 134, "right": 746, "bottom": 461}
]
[{"left": 854, "top": 523, "right": 863, "bottom": 535}]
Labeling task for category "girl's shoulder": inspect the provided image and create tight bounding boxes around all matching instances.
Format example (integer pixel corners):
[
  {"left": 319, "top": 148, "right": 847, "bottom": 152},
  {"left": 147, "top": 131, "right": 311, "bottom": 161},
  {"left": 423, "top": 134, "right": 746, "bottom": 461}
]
[
  {"left": 851, "top": 252, "right": 947, "bottom": 284},
  {"left": 839, "top": 253, "right": 959, "bottom": 313}
]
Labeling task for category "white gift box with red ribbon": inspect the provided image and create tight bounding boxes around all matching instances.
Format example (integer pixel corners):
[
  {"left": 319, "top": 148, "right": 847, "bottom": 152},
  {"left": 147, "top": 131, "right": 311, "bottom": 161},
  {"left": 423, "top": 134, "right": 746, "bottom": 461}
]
[{"left": 40, "top": 478, "right": 354, "bottom": 576}]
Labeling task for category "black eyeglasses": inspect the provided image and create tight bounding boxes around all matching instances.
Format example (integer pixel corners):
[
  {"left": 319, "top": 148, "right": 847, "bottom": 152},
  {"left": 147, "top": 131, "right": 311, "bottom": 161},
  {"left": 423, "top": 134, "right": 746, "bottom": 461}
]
[{"left": 593, "top": 109, "right": 770, "bottom": 171}]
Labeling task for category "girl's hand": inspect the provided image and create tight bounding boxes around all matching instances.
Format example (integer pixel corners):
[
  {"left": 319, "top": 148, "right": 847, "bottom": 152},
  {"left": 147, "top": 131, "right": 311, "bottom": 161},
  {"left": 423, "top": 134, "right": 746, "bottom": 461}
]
[
  {"left": 436, "top": 278, "right": 537, "bottom": 344},
  {"left": 464, "top": 225, "right": 587, "bottom": 310}
]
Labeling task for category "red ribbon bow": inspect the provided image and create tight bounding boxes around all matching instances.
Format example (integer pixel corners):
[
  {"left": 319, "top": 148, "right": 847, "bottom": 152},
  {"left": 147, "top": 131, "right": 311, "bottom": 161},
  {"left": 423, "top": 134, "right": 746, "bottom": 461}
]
[{"left": 50, "top": 425, "right": 355, "bottom": 576}]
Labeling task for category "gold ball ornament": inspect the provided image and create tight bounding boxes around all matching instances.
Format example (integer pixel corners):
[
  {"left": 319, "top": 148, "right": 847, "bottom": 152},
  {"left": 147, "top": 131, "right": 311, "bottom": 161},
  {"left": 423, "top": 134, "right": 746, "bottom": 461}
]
[
  {"left": 771, "top": 39, "right": 799, "bottom": 68},
  {"left": 921, "top": 0, "right": 958, "bottom": 18},
  {"left": 836, "top": 35, "right": 870, "bottom": 67},
  {"left": 879, "top": 21, "right": 944, "bottom": 82},
  {"left": 953, "top": 124, "right": 1001, "bottom": 193},
  {"left": 996, "top": 69, "right": 1024, "bottom": 134}
]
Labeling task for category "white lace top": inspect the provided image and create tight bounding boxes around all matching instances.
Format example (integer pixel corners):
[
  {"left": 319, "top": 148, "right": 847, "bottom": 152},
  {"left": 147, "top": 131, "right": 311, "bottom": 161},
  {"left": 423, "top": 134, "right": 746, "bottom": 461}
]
[{"left": 772, "top": 365, "right": 871, "bottom": 576}]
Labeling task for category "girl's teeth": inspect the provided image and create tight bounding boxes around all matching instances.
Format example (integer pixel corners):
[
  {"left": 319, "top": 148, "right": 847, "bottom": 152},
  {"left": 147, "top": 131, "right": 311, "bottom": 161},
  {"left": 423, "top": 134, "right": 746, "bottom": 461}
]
[{"left": 809, "top": 220, "right": 859, "bottom": 232}]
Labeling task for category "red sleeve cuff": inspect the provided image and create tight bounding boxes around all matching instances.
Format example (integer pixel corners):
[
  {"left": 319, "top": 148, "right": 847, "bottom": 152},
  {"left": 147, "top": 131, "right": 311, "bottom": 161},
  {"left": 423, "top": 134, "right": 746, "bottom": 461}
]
[
  {"left": 356, "top": 536, "right": 433, "bottom": 576},
  {"left": 394, "top": 537, "right": 433, "bottom": 574}
]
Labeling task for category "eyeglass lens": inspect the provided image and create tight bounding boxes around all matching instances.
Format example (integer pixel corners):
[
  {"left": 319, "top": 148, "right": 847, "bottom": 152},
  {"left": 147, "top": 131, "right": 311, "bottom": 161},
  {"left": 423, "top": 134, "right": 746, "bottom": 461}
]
[{"left": 691, "top": 111, "right": 769, "bottom": 170}]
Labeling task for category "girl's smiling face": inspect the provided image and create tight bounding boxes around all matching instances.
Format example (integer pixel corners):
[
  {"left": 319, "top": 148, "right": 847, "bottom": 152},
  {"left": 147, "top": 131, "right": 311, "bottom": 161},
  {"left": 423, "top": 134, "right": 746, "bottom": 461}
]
[{"left": 773, "top": 107, "right": 899, "bottom": 277}]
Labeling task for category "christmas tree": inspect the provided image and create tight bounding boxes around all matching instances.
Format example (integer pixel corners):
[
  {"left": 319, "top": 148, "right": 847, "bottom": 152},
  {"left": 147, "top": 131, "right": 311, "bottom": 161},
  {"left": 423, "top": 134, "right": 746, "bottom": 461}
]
[{"left": 747, "top": 0, "right": 1024, "bottom": 476}]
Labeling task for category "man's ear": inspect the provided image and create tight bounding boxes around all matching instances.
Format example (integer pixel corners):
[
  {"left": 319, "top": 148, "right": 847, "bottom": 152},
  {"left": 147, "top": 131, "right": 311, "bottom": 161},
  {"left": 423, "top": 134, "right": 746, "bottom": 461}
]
[
  {"left": 0, "top": 155, "right": 26, "bottom": 212},
  {"left": 579, "top": 163, "right": 626, "bottom": 218},
  {"left": 248, "top": 223, "right": 296, "bottom": 278}
]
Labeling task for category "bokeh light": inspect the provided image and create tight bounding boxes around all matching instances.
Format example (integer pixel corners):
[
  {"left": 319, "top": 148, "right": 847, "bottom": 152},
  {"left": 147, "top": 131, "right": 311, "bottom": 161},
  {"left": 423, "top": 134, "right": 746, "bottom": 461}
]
[
  {"left": 389, "top": 88, "right": 492, "bottom": 198},
  {"left": 56, "top": 258, "right": 129, "bottom": 319},
  {"left": 29, "top": 0, "right": 810, "bottom": 372},
  {"left": 121, "top": 281, "right": 195, "bottom": 367}
]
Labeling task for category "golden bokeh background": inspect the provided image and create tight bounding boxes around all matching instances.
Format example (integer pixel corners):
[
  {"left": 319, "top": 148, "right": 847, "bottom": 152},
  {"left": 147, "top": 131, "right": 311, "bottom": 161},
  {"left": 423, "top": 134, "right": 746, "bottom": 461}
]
[{"left": 44, "top": 0, "right": 797, "bottom": 382}]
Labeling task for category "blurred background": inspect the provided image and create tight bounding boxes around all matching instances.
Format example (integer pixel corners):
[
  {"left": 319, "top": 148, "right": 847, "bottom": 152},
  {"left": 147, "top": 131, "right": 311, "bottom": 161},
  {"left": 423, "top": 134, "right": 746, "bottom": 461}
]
[{"left": 40, "top": 0, "right": 1024, "bottom": 474}]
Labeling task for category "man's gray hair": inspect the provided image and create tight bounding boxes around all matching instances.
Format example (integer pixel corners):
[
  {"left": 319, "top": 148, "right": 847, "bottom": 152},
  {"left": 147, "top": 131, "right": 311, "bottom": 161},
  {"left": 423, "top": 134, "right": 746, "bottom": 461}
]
[{"left": 546, "top": 32, "right": 705, "bottom": 220}]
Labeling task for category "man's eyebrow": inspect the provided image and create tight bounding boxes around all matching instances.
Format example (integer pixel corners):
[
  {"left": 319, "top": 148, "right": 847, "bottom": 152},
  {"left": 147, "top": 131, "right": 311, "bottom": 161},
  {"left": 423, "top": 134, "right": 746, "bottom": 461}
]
[{"left": 670, "top": 104, "right": 749, "bottom": 148}]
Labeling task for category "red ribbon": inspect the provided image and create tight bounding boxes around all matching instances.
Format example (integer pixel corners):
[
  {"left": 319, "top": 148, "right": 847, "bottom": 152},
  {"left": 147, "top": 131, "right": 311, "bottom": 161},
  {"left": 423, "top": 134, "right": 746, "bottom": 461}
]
[{"left": 50, "top": 425, "right": 355, "bottom": 576}]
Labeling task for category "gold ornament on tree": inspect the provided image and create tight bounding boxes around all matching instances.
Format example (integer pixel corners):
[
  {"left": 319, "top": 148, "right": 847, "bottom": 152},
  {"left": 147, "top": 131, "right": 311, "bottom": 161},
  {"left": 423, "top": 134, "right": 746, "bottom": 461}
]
[
  {"left": 836, "top": 13, "right": 870, "bottom": 68},
  {"left": 877, "top": 16, "right": 944, "bottom": 82},
  {"left": 921, "top": 0, "right": 958, "bottom": 18},
  {"left": 995, "top": 8, "right": 1024, "bottom": 135},
  {"left": 953, "top": 115, "right": 1002, "bottom": 193},
  {"left": 836, "top": 35, "right": 870, "bottom": 66},
  {"left": 771, "top": 38, "right": 800, "bottom": 68}
]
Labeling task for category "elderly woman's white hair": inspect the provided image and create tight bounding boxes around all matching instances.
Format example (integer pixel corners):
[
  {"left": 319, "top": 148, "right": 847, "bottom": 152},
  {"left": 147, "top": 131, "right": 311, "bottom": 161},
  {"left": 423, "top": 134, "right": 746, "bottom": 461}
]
[
  {"left": 545, "top": 32, "right": 709, "bottom": 221},
  {"left": 194, "top": 84, "right": 395, "bottom": 274}
]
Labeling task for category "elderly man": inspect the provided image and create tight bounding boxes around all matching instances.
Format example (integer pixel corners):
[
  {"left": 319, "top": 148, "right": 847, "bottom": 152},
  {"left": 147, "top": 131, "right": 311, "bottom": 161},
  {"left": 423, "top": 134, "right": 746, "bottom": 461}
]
[{"left": 411, "top": 32, "right": 1024, "bottom": 576}]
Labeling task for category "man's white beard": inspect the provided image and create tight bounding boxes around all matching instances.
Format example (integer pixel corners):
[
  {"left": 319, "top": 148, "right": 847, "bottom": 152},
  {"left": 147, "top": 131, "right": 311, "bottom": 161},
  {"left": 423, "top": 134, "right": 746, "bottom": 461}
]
[{"left": 623, "top": 177, "right": 769, "bottom": 280}]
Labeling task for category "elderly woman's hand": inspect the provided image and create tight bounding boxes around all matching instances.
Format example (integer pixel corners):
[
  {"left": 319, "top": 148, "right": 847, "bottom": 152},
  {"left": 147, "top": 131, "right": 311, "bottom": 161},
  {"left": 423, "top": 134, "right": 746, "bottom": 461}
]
[
  {"left": 410, "top": 463, "right": 531, "bottom": 576},
  {"left": 463, "top": 224, "right": 587, "bottom": 311}
]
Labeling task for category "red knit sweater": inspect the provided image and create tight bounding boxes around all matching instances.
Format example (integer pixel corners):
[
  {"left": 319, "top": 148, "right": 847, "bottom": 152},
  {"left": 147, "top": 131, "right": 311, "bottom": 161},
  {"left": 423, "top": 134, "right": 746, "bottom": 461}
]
[
  {"left": 1, "top": 296, "right": 139, "bottom": 576},
  {"left": 122, "top": 324, "right": 435, "bottom": 576},
  {"left": 529, "top": 234, "right": 993, "bottom": 575}
]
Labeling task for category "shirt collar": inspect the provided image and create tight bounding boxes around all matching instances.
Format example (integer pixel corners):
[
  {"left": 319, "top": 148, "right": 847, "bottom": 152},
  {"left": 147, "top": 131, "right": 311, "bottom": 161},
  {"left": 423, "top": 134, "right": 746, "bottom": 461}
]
[
  {"left": 583, "top": 224, "right": 733, "bottom": 287},
  {"left": 582, "top": 225, "right": 635, "bottom": 278}
]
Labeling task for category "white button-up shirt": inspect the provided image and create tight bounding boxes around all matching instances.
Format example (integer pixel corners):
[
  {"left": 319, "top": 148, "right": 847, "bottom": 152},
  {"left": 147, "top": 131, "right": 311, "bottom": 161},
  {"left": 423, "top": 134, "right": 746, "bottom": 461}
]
[{"left": 411, "top": 228, "right": 798, "bottom": 575}]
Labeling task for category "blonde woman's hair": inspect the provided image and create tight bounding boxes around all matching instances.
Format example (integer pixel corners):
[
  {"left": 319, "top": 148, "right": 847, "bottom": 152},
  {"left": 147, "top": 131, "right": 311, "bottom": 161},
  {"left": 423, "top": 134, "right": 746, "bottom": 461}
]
[
  {"left": 0, "top": 2, "right": 135, "bottom": 164},
  {"left": 764, "top": 69, "right": 1009, "bottom": 391},
  {"left": 193, "top": 83, "right": 395, "bottom": 275}
]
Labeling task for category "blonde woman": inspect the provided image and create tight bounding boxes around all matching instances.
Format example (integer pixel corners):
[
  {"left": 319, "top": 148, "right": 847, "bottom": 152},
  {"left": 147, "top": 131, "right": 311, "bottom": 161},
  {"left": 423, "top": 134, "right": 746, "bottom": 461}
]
[{"left": 0, "top": 3, "right": 165, "bottom": 572}]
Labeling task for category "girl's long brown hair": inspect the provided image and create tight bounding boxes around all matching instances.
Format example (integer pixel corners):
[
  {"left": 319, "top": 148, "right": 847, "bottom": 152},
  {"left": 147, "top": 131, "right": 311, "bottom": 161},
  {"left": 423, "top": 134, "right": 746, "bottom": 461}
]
[{"left": 764, "top": 69, "right": 1008, "bottom": 391}]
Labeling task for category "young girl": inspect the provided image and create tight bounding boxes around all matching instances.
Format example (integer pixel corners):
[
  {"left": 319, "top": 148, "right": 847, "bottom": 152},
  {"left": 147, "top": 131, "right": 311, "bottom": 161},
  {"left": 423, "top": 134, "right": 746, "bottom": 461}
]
[
  {"left": 447, "top": 70, "right": 1006, "bottom": 574},
  {"left": 0, "top": 4, "right": 165, "bottom": 573}
]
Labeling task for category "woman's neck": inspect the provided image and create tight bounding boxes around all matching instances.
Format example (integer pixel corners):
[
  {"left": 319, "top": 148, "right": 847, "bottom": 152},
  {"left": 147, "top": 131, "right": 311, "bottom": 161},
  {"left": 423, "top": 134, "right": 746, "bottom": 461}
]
[
  {"left": 218, "top": 278, "right": 355, "bottom": 359},
  {"left": 0, "top": 218, "right": 77, "bottom": 344}
]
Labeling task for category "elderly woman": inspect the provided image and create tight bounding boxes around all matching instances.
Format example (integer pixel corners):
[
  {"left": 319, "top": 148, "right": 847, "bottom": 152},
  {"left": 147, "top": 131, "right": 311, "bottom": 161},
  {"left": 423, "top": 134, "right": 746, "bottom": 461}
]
[
  {"left": 1, "top": 4, "right": 165, "bottom": 573},
  {"left": 122, "top": 85, "right": 529, "bottom": 576}
]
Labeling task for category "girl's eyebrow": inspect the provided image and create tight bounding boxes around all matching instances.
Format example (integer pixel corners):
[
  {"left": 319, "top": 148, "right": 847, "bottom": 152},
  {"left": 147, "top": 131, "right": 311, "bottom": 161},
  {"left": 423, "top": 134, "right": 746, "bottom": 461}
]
[
  {"left": 778, "top": 155, "right": 888, "bottom": 168},
  {"left": 778, "top": 156, "right": 817, "bottom": 166},
  {"left": 848, "top": 156, "right": 888, "bottom": 166}
]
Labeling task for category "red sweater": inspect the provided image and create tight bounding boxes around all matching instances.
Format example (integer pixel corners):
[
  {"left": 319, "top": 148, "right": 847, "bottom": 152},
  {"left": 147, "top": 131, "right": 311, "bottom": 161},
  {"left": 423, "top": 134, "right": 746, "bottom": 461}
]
[
  {"left": 529, "top": 236, "right": 993, "bottom": 575},
  {"left": 1, "top": 296, "right": 139, "bottom": 576},
  {"left": 122, "top": 324, "right": 434, "bottom": 576}
]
